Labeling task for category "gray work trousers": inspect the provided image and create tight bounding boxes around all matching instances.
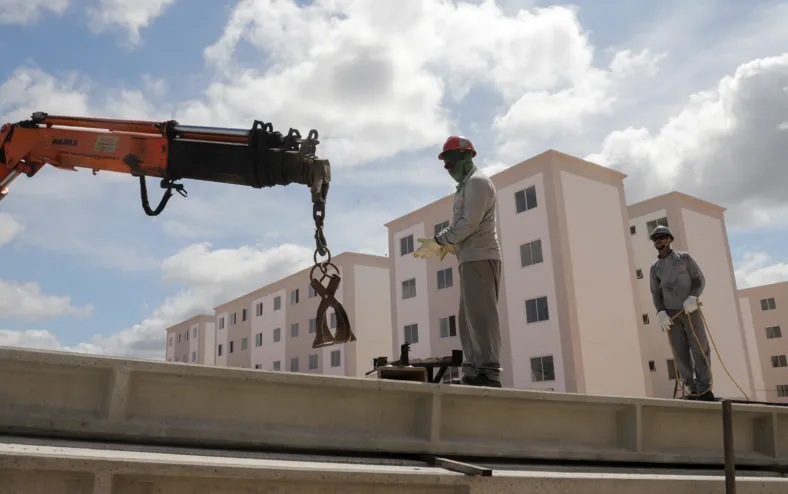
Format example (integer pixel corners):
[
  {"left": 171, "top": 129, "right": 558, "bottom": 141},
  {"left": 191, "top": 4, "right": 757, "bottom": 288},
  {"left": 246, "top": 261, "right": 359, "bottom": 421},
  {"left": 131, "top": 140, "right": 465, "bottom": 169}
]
[
  {"left": 667, "top": 308, "right": 711, "bottom": 394},
  {"left": 458, "top": 259, "right": 502, "bottom": 381}
]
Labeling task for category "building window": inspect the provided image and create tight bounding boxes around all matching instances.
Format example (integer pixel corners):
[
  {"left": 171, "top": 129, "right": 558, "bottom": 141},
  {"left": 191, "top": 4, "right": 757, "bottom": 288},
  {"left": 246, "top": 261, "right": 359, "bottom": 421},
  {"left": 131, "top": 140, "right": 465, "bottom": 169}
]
[
  {"left": 777, "top": 384, "right": 788, "bottom": 397},
  {"left": 525, "top": 296, "right": 549, "bottom": 323},
  {"left": 402, "top": 278, "right": 416, "bottom": 299},
  {"left": 761, "top": 297, "right": 777, "bottom": 311},
  {"left": 229, "top": 341, "right": 234, "bottom": 353},
  {"left": 177, "top": 334, "right": 181, "bottom": 343},
  {"left": 520, "top": 239, "right": 543, "bottom": 267},
  {"left": 440, "top": 315, "right": 457, "bottom": 338},
  {"left": 185, "top": 330, "right": 189, "bottom": 341},
  {"left": 648, "top": 360, "right": 655, "bottom": 372},
  {"left": 771, "top": 355, "right": 787, "bottom": 368},
  {"left": 309, "top": 285, "right": 317, "bottom": 298},
  {"left": 193, "top": 326, "right": 198, "bottom": 338},
  {"left": 515, "top": 185, "right": 537, "bottom": 213},
  {"left": 291, "top": 323, "right": 299, "bottom": 338},
  {"left": 434, "top": 220, "right": 449, "bottom": 236},
  {"left": 273, "top": 360, "right": 281, "bottom": 371},
  {"left": 642, "top": 314, "right": 650, "bottom": 324},
  {"left": 217, "top": 344, "right": 223, "bottom": 356},
  {"left": 290, "top": 357, "right": 299, "bottom": 372},
  {"left": 636, "top": 269, "right": 643, "bottom": 279},
  {"left": 291, "top": 289, "right": 299, "bottom": 305},
  {"left": 230, "top": 312, "right": 236, "bottom": 325},
  {"left": 766, "top": 326, "right": 782, "bottom": 339},
  {"left": 437, "top": 267, "right": 453, "bottom": 289},
  {"left": 667, "top": 359, "right": 676, "bottom": 379},
  {"left": 255, "top": 332, "right": 263, "bottom": 347},
  {"left": 331, "top": 350, "right": 341, "bottom": 367},
  {"left": 219, "top": 317, "right": 225, "bottom": 329},
  {"left": 309, "top": 354, "right": 318, "bottom": 370},
  {"left": 530, "top": 355, "right": 554, "bottom": 382},
  {"left": 255, "top": 364, "right": 262, "bottom": 369},
  {"left": 330, "top": 312, "right": 337, "bottom": 329},
  {"left": 256, "top": 302, "right": 263, "bottom": 316},
  {"left": 309, "top": 318, "right": 316, "bottom": 334},
  {"left": 273, "top": 327, "right": 281, "bottom": 342},
  {"left": 400, "top": 234, "right": 414, "bottom": 255},
  {"left": 404, "top": 324, "right": 419, "bottom": 344},
  {"left": 168, "top": 336, "right": 172, "bottom": 347},
  {"left": 191, "top": 351, "right": 196, "bottom": 362},
  {"left": 630, "top": 225, "right": 636, "bottom": 235},
  {"left": 646, "top": 217, "right": 669, "bottom": 237},
  {"left": 241, "top": 337, "right": 248, "bottom": 350},
  {"left": 274, "top": 296, "right": 281, "bottom": 311}
]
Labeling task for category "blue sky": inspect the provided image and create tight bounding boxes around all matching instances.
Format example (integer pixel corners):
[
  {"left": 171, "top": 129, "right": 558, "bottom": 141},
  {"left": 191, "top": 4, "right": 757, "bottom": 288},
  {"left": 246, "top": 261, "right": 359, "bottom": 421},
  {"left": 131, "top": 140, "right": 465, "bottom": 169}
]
[{"left": 1, "top": 0, "right": 788, "bottom": 359}]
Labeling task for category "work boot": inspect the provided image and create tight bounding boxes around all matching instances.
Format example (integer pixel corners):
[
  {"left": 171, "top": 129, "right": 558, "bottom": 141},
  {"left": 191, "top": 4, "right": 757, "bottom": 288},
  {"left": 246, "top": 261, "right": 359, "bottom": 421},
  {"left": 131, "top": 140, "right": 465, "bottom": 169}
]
[
  {"left": 461, "top": 374, "right": 502, "bottom": 388},
  {"left": 695, "top": 390, "right": 717, "bottom": 402}
]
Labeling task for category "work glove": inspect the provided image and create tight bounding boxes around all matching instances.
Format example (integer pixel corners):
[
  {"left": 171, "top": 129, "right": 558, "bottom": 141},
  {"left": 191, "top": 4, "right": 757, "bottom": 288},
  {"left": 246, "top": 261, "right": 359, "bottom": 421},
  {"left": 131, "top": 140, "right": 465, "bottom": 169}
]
[
  {"left": 657, "top": 311, "right": 672, "bottom": 331},
  {"left": 413, "top": 237, "right": 443, "bottom": 259},
  {"left": 439, "top": 243, "right": 456, "bottom": 261},
  {"left": 682, "top": 295, "right": 699, "bottom": 314}
]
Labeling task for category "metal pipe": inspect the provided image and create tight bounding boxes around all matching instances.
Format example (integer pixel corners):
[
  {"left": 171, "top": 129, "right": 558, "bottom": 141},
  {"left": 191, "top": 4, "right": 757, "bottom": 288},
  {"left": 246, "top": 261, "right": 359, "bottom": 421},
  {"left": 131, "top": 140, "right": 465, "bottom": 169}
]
[
  {"left": 171, "top": 124, "right": 251, "bottom": 139},
  {"left": 722, "top": 399, "right": 736, "bottom": 494}
]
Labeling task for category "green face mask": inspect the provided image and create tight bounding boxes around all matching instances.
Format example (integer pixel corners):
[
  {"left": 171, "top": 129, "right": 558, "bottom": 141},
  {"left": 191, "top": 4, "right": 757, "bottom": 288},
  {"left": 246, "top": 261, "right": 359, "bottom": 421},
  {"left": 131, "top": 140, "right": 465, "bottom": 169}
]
[{"left": 443, "top": 150, "right": 473, "bottom": 183}]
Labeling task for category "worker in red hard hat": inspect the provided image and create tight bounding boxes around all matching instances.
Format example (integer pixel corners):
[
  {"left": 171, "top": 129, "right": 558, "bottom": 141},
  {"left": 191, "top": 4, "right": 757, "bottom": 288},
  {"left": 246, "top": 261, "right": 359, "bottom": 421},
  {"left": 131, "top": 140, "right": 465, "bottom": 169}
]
[{"left": 413, "top": 135, "right": 503, "bottom": 387}]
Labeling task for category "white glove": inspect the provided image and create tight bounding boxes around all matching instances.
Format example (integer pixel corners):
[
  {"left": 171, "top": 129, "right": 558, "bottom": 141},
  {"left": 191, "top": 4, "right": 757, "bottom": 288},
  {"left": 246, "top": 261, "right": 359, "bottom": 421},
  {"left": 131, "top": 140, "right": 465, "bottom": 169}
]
[
  {"left": 413, "top": 237, "right": 443, "bottom": 259},
  {"left": 657, "top": 311, "right": 672, "bottom": 331},
  {"left": 683, "top": 295, "right": 698, "bottom": 314}
]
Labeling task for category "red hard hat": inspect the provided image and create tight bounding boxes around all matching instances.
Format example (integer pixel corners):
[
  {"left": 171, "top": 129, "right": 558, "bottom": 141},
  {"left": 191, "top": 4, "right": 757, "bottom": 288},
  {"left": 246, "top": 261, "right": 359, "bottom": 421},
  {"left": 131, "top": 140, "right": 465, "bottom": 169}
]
[{"left": 438, "top": 135, "right": 476, "bottom": 160}]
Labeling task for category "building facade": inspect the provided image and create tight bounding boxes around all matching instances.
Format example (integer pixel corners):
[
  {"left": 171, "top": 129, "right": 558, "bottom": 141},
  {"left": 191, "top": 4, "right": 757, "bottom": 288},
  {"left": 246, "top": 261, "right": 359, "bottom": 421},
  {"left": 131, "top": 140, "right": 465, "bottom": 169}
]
[
  {"left": 165, "top": 314, "right": 216, "bottom": 365},
  {"left": 384, "top": 150, "right": 650, "bottom": 397},
  {"left": 203, "top": 252, "right": 392, "bottom": 378},
  {"left": 627, "top": 192, "right": 758, "bottom": 400},
  {"left": 737, "top": 281, "right": 788, "bottom": 402}
]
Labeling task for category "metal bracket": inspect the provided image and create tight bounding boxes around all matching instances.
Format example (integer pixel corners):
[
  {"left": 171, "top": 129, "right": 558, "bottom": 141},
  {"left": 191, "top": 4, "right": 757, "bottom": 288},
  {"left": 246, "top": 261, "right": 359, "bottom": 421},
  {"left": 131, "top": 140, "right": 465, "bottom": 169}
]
[{"left": 421, "top": 455, "right": 492, "bottom": 476}]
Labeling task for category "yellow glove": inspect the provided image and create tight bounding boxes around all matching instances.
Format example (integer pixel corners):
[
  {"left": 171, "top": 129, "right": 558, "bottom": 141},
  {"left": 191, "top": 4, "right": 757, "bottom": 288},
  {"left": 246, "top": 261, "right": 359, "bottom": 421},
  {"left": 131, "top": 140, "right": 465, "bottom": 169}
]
[
  {"left": 413, "top": 237, "right": 443, "bottom": 259},
  {"left": 439, "top": 243, "right": 456, "bottom": 261}
]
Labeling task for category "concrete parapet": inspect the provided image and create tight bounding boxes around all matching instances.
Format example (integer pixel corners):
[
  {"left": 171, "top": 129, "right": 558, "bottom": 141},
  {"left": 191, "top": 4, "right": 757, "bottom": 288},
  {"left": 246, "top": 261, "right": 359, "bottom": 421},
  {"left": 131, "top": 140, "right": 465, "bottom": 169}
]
[
  {"left": 0, "top": 347, "right": 786, "bottom": 467},
  {"left": 1, "top": 440, "right": 788, "bottom": 494}
]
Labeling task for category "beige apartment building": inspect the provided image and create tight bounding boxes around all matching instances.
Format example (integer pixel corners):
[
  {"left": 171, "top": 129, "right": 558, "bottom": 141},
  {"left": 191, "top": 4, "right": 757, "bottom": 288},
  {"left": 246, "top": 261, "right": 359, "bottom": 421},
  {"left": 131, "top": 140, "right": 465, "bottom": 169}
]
[
  {"left": 165, "top": 314, "right": 216, "bottom": 365},
  {"left": 627, "top": 192, "right": 758, "bottom": 400},
  {"left": 385, "top": 150, "right": 650, "bottom": 397},
  {"left": 207, "top": 252, "right": 392, "bottom": 377},
  {"left": 738, "top": 281, "right": 788, "bottom": 402}
]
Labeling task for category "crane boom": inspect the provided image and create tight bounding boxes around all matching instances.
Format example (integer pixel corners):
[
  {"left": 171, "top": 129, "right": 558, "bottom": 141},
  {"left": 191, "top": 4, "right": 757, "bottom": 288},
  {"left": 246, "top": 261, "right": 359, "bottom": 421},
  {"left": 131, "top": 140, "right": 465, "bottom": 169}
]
[{"left": 0, "top": 111, "right": 355, "bottom": 349}]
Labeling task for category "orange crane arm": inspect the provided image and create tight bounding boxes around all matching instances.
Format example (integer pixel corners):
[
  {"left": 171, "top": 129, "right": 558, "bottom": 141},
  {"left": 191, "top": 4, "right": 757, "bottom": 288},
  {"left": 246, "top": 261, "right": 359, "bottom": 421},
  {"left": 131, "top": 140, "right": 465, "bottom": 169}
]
[{"left": 0, "top": 111, "right": 354, "bottom": 349}]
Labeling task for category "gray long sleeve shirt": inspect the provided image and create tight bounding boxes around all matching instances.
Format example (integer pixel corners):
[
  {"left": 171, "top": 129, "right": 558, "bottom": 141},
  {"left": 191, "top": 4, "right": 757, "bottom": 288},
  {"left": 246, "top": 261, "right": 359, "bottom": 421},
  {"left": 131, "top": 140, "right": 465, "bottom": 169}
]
[
  {"left": 649, "top": 249, "right": 705, "bottom": 312},
  {"left": 434, "top": 166, "right": 502, "bottom": 265}
]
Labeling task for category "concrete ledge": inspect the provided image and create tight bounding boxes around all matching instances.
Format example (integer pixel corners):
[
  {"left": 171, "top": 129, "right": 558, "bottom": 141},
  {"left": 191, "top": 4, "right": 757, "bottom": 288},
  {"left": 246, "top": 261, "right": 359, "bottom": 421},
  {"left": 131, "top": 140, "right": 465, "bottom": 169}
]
[
  {"left": 1, "top": 441, "right": 787, "bottom": 494},
  {"left": 1, "top": 347, "right": 787, "bottom": 467}
]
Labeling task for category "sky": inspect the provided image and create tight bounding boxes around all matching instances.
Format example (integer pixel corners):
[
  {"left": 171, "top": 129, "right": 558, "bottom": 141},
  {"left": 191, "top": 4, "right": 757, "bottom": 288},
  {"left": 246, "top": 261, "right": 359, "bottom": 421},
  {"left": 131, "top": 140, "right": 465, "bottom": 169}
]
[{"left": 1, "top": 0, "right": 788, "bottom": 360}]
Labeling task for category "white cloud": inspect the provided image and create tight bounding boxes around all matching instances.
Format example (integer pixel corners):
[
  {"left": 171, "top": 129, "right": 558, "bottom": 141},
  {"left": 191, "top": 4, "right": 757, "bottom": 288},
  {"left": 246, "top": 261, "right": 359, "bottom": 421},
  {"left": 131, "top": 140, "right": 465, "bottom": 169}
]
[
  {"left": 0, "top": 242, "right": 315, "bottom": 359},
  {"left": 0, "top": 280, "right": 94, "bottom": 320},
  {"left": 734, "top": 251, "right": 788, "bottom": 289},
  {"left": 85, "top": 0, "right": 178, "bottom": 46},
  {"left": 0, "top": 0, "right": 68, "bottom": 24},
  {"left": 0, "top": 212, "right": 21, "bottom": 245},
  {"left": 586, "top": 53, "right": 788, "bottom": 227},
  {"left": 609, "top": 48, "right": 667, "bottom": 77}
]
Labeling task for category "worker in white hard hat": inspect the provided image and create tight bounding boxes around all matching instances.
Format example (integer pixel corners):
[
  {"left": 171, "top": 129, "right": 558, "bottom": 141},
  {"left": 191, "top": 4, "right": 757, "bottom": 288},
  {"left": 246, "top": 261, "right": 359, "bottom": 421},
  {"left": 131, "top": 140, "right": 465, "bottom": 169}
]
[{"left": 649, "top": 225, "right": 715, "bottom": 401}]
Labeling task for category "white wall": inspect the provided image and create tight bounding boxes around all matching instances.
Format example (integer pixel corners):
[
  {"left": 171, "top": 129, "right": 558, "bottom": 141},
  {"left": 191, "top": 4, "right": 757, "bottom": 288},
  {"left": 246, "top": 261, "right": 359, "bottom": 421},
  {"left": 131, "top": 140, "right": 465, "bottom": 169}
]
[
  {"left": 738, "top": 297, "right": 768, "bottom": 401},
  {"left": 561, "top": 172, "right": 646, "bottom": 397},
  {"left": 352, "top": 264, "right": 393, "bottom": 377},
  {"left": 215, "top": 312, "right": 228, "bottom": 367},
  {"left": 189, "top": 323, "right": 198, "bottom": 363},
  {"left": 681, "top": 208, "right": 754, "bottom": 399},
  {"left": 203, "top": 321, "right": 216, "bottom": 366},
  {"left": 392, "top": 223, "right": 432, "bottom": 360},
  {"left": 497, "top": 172, "right": 564, "bottom": 391},
  {"left": 256, "top": 289, "right": 287, "bottom": 371}
]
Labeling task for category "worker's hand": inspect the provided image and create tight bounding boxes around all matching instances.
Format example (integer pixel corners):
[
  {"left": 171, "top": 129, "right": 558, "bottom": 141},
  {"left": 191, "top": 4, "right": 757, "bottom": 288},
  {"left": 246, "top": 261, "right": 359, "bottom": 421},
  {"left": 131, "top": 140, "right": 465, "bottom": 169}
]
[
  {"left": 413, "top": 237, "right": 443, "bottom": 259},
  {"left": 682, "top": 295, "right": 699, "bottom": 314},
  {"left": 439, "top": 243, "right": 456, "bottom": 261},
  {"left": 657, "top": 311, "right": 672, "bottom": 331}
]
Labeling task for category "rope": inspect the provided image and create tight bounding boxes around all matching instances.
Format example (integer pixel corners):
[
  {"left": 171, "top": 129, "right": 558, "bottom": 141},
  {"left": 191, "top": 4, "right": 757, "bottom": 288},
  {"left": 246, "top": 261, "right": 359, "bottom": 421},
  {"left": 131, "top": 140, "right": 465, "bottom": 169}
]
[{"left": 665, "top": 305, "right": 750, "bottom": 401}]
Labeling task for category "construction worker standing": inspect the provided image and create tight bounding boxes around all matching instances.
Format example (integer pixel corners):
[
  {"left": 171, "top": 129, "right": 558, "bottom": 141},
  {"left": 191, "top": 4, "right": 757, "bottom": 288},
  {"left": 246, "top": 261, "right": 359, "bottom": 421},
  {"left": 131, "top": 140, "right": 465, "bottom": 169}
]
[
  {"left": 413, "top": 136, "right": 503, "bottom": 388},
  {"left": 649, "top": 225, "right": 715, "bottom": 401}
]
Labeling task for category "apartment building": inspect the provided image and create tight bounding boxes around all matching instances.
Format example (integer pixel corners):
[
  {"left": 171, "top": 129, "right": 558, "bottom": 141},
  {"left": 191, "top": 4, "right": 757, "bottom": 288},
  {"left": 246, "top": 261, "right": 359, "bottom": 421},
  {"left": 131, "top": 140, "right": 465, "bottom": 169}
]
[
  {"left": 737, "top": 281, "right": 788, "bottom": 402},
  {"left": 209, "top": 252, "right": 392, "bottom": 377},
  {"left": 384, "top": 150, "right": 650, "bottom": 397},
  {"left": 627, "top": 192, "right": 758, "bottom": 400},
  {"left": 165, "top": 314, "right": 216, "bottom": 365}
]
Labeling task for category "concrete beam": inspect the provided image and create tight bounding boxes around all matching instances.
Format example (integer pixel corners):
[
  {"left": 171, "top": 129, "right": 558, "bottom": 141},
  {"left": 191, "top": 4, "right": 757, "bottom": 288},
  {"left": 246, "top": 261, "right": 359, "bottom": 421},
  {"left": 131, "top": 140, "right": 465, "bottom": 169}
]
[
  {"left": 1, "top": 440, "right": 787, "bottom": 494},
  {"left": 0, "top": 347, "right": 786, "bottom": 467}
]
